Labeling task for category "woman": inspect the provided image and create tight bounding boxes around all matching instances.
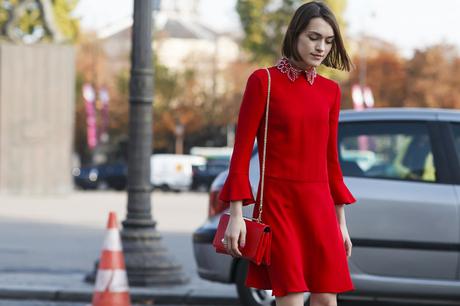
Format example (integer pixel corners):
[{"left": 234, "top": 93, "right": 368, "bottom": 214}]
[{"left": 219, "top": 1, "right": 356, "bottom": 306}]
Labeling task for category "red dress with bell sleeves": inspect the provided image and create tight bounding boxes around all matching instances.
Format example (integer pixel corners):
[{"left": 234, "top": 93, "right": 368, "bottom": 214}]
[{"left": 219, "top": 58, "right": 357, "bottom": 297}]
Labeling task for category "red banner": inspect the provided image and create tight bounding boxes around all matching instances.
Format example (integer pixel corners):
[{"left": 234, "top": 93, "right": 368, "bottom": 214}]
[
  {"left": 83, "top": 83, "right": 98, "bottom": 150},
  {"left": 99, "top": 86, "right": 110, "bottom": 142}
]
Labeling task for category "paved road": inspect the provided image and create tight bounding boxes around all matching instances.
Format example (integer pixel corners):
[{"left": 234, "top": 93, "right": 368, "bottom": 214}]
[
  {"left": 0, "top": 301, "right": 85, "bottom": 306},
  {"left": 0, "top": 190, "right": 236, "bottom": 297},
  {"left": 0, "top": 301, "right": 237, "bottom": 306},
  {"left": 0, "top": 190, "right": 221, "bottom": 277},
  {"left": 0, "top": 299, "right": 449, "bottom": 306}
]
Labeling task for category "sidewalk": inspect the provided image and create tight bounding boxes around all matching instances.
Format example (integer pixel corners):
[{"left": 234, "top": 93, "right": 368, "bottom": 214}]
[
  {"left": 0, "top": 191, "right": 239, "bottom": 305},
  {"left": 0, "top": 272, "right": 238, "bottom": 305}
]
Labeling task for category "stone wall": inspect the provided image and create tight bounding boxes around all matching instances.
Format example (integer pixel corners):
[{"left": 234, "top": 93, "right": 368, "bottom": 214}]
[{"left": 0, "top": 43, "right": 75, "bottom": 194}]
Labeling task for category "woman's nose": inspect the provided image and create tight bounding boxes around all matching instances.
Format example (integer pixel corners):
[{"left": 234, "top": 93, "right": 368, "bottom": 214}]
[{"left": 316, "top": 40, "right": 325, "bottom": 52}]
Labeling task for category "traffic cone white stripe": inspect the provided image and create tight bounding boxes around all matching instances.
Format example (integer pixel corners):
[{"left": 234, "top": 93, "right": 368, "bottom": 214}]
[
  {"left": 102, "top": 229, "right": 123, "bottom": 251},
  {"left": 94, "top": 269, "right": 129, "bottom": 292}
]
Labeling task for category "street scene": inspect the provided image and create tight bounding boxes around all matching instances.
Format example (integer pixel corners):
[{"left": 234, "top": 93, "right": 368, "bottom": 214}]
[
  {"left": 1, "top": 0, "right": 460, "bottom": 305},
  {"left": 0, "top": 191, "right": 238, "bottom": 305},
  {"left": 1, "top": 191, "right": 457, "bottom": 306}
]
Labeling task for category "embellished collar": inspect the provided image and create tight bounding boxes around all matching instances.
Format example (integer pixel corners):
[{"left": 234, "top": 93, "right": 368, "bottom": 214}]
[{"left": 276, "top": 57, "right": 317, "bottom": 85}]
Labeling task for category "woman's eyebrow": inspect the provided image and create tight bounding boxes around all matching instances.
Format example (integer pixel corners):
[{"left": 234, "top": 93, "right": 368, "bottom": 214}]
[{"left": 307, "top": 30, "right": 334, "bottom": 38}]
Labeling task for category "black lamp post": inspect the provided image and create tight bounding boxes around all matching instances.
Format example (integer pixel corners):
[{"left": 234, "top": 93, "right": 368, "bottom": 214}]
[{"left": 120, "top": 0, "right": 188, "bottom": 285}]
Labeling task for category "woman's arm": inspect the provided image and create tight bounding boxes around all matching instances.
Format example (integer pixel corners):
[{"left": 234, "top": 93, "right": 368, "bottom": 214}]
[
  {"left": 219, "top": 70, "right": 267, "bottom": 206},
  {"left": 327, "top": 83, "right": 357, "bottom": 206},
  {"left": 335, "top": 203, "right": 346, "bottom": 226},
  {"left": 220, "top": 69, "right": 267, "bottom": 258}
]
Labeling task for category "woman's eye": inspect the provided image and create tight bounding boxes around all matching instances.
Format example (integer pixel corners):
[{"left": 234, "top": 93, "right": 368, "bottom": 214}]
[
  {"left": 308, "top": 35, "right": 319, "bottom": 40},
  {"left": 326, "top": 40, "right": 334, "bottom": 44}
]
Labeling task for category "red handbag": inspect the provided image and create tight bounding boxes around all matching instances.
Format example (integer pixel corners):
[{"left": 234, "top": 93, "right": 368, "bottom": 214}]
[
  {"left": 213, "top": 213, "right": 272, "bottom": 265},
  {"left": 212, "top": 68, "right": 272, "bottom": 266}
]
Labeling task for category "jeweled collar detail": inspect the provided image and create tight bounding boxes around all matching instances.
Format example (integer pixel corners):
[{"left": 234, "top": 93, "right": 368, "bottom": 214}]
[{"left": 276, "top": 57, "right": 317, "bottom": 85}]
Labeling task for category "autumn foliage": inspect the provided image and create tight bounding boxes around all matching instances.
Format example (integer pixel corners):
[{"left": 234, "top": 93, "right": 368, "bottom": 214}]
[
  {"left": 75, "top": 30, "right": 460, "bottom": 163},
  {"left": 343, "top": 41, "right": 460, "bottom": 109}
]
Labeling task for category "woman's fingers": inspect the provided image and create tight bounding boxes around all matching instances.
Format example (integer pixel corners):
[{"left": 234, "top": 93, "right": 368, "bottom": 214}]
[
  {"left": 233, "top": 235, "right": 243, "bottom": 257},
  {"left": 225, "top": 235, "right": 236, "bottom": 257},
  {"left": 224, "top": 216, "right": 246, "bottom": 258},
  {"left": 224, "top": 234, "right": 243, "bottom": 257},
  {"left": 224, "top": 235, "right": 234, "bottom": 256},
  {"left": 345, "top": 238, "right": 352, "bottom": 257},
  {"left": 239, "top": 230, "right": 246, "bottom": 248}
]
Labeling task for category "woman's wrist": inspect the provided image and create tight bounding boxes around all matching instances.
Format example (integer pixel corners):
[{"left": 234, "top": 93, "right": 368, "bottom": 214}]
[
  {"left": 335, "top": 204, "right": 347, "bottom": 225},
  {"left": 230, "top": 201, "right": 243, "bottom": 217}
]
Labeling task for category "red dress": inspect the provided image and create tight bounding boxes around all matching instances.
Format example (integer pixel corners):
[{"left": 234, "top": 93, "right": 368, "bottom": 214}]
[{"left": 218, "top": 58, "right": 357, "bottom": 297}]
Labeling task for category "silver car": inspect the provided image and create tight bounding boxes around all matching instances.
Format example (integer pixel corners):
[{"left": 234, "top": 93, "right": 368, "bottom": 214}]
[{"left": 192, "top": 107, "right": 460, "bottom": 306}]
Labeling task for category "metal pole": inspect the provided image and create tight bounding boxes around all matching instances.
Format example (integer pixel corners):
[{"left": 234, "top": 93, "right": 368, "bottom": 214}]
[{"left": 121, "top": 0, "right": 188, "bottom": 286}]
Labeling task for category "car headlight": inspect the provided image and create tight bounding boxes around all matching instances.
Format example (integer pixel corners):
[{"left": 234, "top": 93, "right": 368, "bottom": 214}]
[
  {"left": 89, "top": 169, "right": 98, "bottom": 182},
  {"left": 72, "top": 168, "right": 81, "bottom": 176}
]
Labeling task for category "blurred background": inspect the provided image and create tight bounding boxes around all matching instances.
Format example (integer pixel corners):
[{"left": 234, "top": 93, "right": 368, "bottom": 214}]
[
  {"left": 1, "top": 1, "right": 460, "bottom": 305},
  {"left": 1, "top": 0, "right": 459, "bottom": 194}
]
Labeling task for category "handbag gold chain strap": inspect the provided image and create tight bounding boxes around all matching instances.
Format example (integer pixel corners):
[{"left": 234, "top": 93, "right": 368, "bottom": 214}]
[{"left": 256, "top": 67, "right": 271, "bottom": 223}]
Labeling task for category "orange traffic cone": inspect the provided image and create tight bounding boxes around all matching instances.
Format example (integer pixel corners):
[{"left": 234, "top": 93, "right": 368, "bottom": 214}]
[{"left": 92, "top": 212, "right": 132, "bottom": 306}]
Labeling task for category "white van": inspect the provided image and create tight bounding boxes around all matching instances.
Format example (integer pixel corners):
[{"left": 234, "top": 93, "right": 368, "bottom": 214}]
[{"left": 150, "top": 154, "right": 206, "bottom": 192}]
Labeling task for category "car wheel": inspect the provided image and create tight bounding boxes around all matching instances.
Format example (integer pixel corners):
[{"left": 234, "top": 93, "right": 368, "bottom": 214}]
[
  {"left": 197, "top": 183, "right": 208, "bottom": 193},
  {"left": 96, "top": 181, "right": 108, "bottom": 190},
  {"left": 113, "top": 184, "right": 125, "bottom": 191},
  {"left": 159, "top": 184, "right": 170, "bottom": 192},
  {"left": 235, "top": 260, "right": 311, "bottom": 306}
]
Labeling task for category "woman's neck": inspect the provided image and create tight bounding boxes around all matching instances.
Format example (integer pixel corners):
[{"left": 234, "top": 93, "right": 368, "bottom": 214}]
[{"left": 287, "top": 57, "right": 314, "bottom": 71}]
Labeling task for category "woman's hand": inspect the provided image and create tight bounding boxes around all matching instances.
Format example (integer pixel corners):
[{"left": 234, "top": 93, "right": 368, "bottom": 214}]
[
  {"left": 336, "top": 205, "right": 352, "bottom": 258},
  {"left": 224, "top": 202, "right": 247, "bottom": 257},
  {"left": 340, "top": 223, "right": 352, "bottom": 258}
]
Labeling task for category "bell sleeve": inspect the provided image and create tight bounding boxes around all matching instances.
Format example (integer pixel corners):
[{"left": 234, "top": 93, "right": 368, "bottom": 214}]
[
  {"left": 327, "top": 83, "right": 357, "bottom": 205},
  {"left": 218, "top": 70, "right": 266, "bottom": 206}
]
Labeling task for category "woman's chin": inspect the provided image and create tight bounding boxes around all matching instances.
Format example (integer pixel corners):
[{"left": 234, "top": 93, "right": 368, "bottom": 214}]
[{"left": 308, "top": 58, "right": 322, "bottom": 67}]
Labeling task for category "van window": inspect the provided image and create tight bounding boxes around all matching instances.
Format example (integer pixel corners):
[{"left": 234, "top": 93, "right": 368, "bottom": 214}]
[{"left": 338, "top": 121, "right": 436, "bottom": 182}]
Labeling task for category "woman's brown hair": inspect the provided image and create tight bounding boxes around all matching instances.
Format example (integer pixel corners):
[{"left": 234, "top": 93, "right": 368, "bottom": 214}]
[{"left": 282, "top": 1, "right": 352, "bottom": 71}]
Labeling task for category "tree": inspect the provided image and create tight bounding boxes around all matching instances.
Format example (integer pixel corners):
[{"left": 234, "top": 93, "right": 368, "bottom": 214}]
[
  {"left": 153, "top": 55, "right": 213, "bottom": 153},
  {"left": 76, "top": 32, "right": 244, "bottom": 157},
  {"left": 345, "top": 42, "right": 407, "bottom": 108},
  {"left": 0, "top": 0, "right": 79, "bottom": 43},
  {"left": 343, "top": 40, "right": 460, "bottom": 110},
  {"left": 404, "top": 44, "right": 460, "bottom": 109}
]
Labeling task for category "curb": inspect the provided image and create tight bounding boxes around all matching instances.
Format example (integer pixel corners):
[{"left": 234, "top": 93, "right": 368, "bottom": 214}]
[{"left": 0, "top": 287, "right": 240, "bottom": 305}]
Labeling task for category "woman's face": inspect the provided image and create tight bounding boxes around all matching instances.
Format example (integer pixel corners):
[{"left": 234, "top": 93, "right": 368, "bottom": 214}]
[{"left": 295, "top": 17, "right": 335, "bottom": 68}]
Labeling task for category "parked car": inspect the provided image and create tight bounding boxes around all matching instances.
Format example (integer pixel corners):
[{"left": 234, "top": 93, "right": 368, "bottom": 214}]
[
  {"left": 72, "top": 165, "right": 100, "bottom": 190},
  {"left": 102, "top": 162, "right": 128, "bottom": 190},
  {"left": 72, "top": 161, "right": 127, "bottom": 190},
  {"left": 191, "top": 158, "right": 230, "bottom": 192},
  {"left": 192, "top": 107, "right": 460, "bottom": 306},
  {"left": 150, "top": 154, "right": 206, "bottom": 192}
]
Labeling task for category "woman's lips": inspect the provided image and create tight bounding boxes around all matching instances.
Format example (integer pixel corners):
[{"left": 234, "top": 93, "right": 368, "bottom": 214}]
[{"left": 311, "top": 54, "right": 323, "bottom": 60}]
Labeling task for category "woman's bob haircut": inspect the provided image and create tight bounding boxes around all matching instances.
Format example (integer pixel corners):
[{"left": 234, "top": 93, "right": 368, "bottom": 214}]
[{"left": 282, "top": 1, "right": 352, "bottom": 71}]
